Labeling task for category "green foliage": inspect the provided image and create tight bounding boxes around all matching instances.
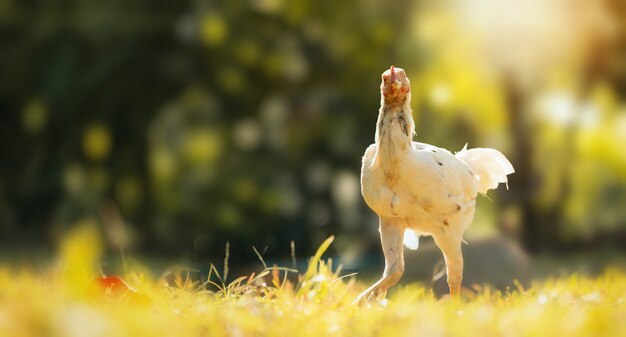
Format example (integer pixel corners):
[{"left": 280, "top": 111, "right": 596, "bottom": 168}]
[
  {"left": 0, "top": 0, "right": 419, "bottom": 256},
  {"left": 1, "top": 0, "right": 625, "bottom": 256}
]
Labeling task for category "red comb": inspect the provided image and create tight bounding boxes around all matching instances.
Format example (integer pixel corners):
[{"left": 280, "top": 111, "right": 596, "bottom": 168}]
[{"left": 390, "top": 65, "right": 396, "bottom": 81}]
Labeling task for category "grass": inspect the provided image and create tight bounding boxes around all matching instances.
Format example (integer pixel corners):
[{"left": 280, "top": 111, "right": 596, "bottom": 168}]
[{"left": 0, "top": 228, "right": 625, "bottom": 337}]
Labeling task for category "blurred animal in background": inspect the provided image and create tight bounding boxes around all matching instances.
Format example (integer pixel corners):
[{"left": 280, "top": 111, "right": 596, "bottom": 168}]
[{"left": 355, "top": 66, "right": 514, "bottom": 303}]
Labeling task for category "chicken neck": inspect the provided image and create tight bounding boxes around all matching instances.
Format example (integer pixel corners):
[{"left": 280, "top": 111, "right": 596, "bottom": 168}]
[{"left": 374, "top": 93, "right": 414, "bottom": 167}]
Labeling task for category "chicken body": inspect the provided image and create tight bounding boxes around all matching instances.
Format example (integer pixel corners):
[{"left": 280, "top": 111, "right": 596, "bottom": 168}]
[{"left": 355, "top": 66, "right": 514, "bottom": 303}]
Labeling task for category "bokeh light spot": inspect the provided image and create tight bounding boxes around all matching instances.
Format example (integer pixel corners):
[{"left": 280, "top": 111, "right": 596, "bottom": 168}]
[
  {"left": 200, "top": 13, "right": 228, "bottom": 46},
  {"left": 22, "top": 98, "right": 47, "bottom": 134},
  {"left": 83, "top": 124, "right": 112, "bottom": 162},
  {"left": 182, "top": 128, "right": 222, "bottom": 165}
]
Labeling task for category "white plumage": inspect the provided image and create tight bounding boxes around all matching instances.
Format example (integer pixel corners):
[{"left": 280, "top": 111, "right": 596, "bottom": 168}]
[
  {"left": 456, "top": 144, "right": 515, "bottom": 193},
  {"left": 403, "top": 229, "right": 420, "bottom": 250},
  {"left": 354, "top": 66, "right": 514, "bottom": 303}
]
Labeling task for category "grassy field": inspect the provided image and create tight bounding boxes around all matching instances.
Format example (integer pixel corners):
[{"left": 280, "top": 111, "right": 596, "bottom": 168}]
[{"left": 1, "top": 232, "right": 625, "bottom": 337}]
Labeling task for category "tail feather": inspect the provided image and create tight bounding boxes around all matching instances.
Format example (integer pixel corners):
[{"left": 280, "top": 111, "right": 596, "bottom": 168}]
[{"left": 456, "top": 144, "right": 514, "bottom": 194}]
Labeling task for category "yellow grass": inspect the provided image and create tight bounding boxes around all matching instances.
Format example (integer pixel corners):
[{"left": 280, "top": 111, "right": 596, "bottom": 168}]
[{"left": 0, "top": 231, "right": 625, "bottom": 337}]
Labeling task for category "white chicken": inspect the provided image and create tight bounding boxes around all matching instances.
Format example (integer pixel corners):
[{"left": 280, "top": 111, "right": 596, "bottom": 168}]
[{"left": 355, "top": 66, "right": 514, "bottom": 303}]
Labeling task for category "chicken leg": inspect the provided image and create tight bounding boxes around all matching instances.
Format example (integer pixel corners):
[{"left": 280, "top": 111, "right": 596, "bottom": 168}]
[
  {"left": 433, "top": 233, "right": 463, "bottom": 297},
  {"left": 353, "top": 217, "right": 404, "bottom": 304}
]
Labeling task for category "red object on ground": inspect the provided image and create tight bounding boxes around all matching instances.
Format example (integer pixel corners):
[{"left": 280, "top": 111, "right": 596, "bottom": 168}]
[
  {"left": 94, "top": 276, "right": 136, "bottom": 295},
  {"left": 92, "top": 275, "right": 152, "bottom": 305}
]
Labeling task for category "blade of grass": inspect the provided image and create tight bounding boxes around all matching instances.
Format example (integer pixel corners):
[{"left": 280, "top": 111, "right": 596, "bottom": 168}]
[{"left": 304, "top": 236, "right": 334, "bottom": 279}]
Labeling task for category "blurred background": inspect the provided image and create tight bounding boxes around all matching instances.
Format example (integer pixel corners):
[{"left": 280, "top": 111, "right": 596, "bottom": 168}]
[{"left": 1, "top": 0, "right": 625, "bottom": 288}]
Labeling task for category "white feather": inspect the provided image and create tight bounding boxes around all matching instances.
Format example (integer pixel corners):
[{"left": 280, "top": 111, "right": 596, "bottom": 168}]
[
  {"left": 456, "top": 145, "right": 515, "bottom": 194},
  {"left": 403, "top": 229, "right": 420, "bottom": 250}
]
